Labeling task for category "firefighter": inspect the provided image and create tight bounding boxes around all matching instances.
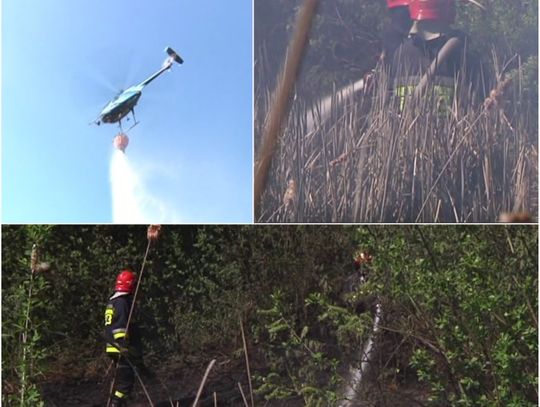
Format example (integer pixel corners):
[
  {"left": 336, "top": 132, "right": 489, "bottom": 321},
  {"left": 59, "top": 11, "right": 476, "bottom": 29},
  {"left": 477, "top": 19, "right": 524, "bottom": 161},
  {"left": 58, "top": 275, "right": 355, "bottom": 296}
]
[
  {"left": 342, "top": 251, "right": 374, "bottom": 314},
  {"left": 391, "top": 0, "right": 468, "bottom": 112},
  {"left": 105, "top": 270, "right": 146, "bottom": 407},
  {"left": 363, "top": 1, "right": 412, "bottom": 93},
  {"left": 352, "top": 251, "right": 373, "bottom": 284},
  {"left": 381, "top": 0, "right": 413, "bottom": 68}
]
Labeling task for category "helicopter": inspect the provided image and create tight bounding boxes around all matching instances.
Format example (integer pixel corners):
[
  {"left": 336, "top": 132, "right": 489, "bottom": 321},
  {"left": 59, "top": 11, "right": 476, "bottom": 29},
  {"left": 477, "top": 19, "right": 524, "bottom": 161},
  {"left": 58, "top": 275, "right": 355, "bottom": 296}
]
[{"left": 93, "top": 47, "right": 183, "bottom": 132}]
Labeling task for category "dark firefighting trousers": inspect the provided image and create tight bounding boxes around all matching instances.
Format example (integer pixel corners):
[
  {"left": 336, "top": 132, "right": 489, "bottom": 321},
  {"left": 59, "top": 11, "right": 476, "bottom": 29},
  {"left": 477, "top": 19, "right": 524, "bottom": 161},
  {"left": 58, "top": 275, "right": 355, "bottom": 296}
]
[{"left": 109, "top": 354, "right": 136, "bottom": 404}]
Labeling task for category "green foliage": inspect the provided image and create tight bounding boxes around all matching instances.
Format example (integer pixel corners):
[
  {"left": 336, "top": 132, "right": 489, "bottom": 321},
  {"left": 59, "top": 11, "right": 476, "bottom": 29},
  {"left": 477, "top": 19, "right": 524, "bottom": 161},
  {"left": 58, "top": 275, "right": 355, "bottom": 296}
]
[
  {"left": 456, "top": 0, "right": 538, "bottom": 58},
  {"left": 256, "top": 0, "right": 387, "bottom": 99},
  {"left": 355, "top": 226, "right": 538, "bottom": 405},
  {"left": 505, "top": 54, "right": 538, "bottom": 129},
  {"left": 301, "top": 1, "right": 386, "bottom": 99},
  {"left": 2, "top": 226, "right": 52, "bottom": 406},
  {"left": 255, "top": 291, "right": 348, "bottom": 406}
]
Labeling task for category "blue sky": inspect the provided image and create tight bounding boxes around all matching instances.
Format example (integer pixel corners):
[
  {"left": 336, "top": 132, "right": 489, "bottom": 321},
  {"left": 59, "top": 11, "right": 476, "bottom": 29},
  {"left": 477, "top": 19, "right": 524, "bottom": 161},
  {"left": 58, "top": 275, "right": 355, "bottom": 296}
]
[{"left": 3, "top": 1, "right": 253, "bottom": 223}]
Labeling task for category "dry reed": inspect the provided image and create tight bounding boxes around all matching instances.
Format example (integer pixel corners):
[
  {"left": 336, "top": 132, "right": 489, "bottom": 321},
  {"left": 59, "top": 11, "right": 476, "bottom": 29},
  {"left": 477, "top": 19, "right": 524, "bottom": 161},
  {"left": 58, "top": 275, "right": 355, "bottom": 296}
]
[{"left": 255, "top": 55, "right": 537, "bottom": 223}]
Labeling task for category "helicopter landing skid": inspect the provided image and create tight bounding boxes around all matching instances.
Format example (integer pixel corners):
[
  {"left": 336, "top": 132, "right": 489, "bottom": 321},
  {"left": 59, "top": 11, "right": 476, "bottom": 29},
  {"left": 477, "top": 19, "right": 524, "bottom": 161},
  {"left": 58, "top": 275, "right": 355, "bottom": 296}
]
[
  {"left": 125, "top": 109, "right": 139, "bottom": 132},
  {"left": 117, "top": 110, "right": 139, "bottom": 133},
  {"left": 125, "top": 121, "right": 140, "bottom": 132}
]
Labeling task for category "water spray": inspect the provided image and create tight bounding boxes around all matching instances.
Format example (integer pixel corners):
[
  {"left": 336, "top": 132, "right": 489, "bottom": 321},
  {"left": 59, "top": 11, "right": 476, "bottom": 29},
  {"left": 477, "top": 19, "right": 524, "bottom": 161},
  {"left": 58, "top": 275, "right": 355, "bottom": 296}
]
[
  {"left": 109, "top": 150, "right": 146, "bottom": 222},
  {"left": 109, "top": 150, "right": 180, "bottom": 223}
]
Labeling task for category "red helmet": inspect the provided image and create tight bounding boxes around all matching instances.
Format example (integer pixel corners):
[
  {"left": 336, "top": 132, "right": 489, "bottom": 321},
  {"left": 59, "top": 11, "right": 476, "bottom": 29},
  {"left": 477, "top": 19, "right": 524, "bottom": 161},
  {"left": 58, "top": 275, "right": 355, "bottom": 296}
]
[
  {"left": 409, "top": 0, "right": 455, "bottom": 23},
  {"left": 387, "top": 0, "right": 410, "bottom": 8},
  {"left": 115, "top": 270, "right": 136, "bottom": 293},
  {"left": 353, "top": 252, "right": 373, "bottom": 270}
]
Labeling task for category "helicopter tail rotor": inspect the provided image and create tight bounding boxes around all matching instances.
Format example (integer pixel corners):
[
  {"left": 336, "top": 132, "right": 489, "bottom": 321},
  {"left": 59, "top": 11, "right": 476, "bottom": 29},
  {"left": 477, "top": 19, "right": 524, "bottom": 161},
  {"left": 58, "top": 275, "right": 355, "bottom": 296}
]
[{"left": 165, "top": 47, "right": 184, "bottom": 65}]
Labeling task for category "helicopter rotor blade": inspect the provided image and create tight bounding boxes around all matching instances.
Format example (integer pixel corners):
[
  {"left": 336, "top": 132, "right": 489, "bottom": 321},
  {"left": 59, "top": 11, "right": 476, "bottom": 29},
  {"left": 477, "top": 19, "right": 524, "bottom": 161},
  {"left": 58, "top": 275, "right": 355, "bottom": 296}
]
[{"left": 83, "top": 64, "right": 121, "bottom": 94}]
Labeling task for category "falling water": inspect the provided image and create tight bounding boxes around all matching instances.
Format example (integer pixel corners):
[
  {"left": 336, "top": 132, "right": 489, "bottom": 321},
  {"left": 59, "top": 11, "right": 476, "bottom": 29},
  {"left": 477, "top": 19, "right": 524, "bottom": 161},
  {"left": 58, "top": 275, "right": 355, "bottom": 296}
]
[
  {"left": 339, "top": 303, "right": 382, "bottom": 407},
  {"left": 109, "top": 150, "right": 174, "bottom": 223}
]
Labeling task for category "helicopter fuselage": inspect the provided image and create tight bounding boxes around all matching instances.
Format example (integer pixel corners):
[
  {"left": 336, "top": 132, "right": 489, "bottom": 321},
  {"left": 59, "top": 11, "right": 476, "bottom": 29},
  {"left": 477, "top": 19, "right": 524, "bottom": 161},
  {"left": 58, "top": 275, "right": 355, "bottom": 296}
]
[{"left": 100, "top": 86, "right": 143, "bottom": 124}]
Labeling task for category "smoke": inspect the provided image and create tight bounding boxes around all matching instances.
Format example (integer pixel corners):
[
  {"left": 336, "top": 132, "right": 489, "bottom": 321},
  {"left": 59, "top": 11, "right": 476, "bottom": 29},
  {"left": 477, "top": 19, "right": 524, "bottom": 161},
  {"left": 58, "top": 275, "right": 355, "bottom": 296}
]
[{"left": 109, "top": 150, "right": 180, "bottom": 223}]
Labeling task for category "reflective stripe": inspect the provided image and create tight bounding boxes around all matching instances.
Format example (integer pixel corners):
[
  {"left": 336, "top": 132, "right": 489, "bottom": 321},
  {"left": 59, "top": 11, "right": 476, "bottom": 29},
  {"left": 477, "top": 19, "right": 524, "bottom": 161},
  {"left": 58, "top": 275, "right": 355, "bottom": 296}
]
[
  {"left": 112, "top": 328, "right": 127, "bottom": 340},
  {"left": 115, "top": 390, "right": 126, "bottom": 398},
  {"left": 394, "top": 84, "right": 454, "bottom": 112},
  {"left": 106, "top": 345, "right": 120, "bottom": 353},
  {"left": 105, "top": 308, "right": 114, "bottom": 326},
  {"left": 395, "top": 85, "right": 415, "bottom": 111}
]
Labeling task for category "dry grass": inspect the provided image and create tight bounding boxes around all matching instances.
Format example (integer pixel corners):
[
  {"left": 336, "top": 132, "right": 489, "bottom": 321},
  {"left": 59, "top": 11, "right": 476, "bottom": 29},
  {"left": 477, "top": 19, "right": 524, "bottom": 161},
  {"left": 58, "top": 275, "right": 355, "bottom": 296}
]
[{"left": 255, "top": 56, "right": 538, "bottom": 223}]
